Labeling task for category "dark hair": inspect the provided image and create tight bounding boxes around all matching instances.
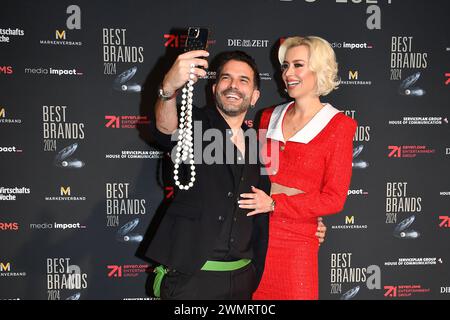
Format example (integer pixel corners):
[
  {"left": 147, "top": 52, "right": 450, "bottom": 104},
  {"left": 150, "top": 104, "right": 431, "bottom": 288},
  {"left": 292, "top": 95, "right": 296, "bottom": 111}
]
[{"left": 214, "top": 51, "right": 260, "bottom": 89}]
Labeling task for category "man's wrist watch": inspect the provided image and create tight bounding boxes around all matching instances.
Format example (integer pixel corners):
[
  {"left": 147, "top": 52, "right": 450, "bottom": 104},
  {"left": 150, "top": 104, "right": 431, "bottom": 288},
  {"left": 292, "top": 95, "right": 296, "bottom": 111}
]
[{"left": 158, "top": 86, "right": 177, "bottom": 101}]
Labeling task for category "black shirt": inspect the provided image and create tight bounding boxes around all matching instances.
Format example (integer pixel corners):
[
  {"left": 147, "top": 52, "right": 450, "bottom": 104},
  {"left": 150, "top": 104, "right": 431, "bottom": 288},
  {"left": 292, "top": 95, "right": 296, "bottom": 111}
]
[{"left": 152, "top": 105, "right": 267, "bottom": 263}]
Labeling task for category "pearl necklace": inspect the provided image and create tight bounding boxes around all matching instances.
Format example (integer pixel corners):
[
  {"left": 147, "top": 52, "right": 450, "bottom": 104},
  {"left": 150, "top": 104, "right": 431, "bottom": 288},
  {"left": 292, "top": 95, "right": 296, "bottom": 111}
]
[{"left": 173, "top": 64, "right": 196, "bottom": 190}]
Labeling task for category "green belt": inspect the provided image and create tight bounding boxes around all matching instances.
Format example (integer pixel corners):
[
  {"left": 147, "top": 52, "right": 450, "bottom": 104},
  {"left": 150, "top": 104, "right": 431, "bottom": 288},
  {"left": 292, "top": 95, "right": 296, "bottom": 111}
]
[
  {"left": 201, "top": 259, "right": 251, "bottom": 271},
  {"left": 153, "top": 265, "right": 168, "bottom": 298}
]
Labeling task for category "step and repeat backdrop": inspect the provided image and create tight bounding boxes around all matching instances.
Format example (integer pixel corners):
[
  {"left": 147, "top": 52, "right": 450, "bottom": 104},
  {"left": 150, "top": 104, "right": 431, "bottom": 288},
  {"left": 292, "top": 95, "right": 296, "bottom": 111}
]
[{"left": 1, "top": 0, "right": 449, "bottom": 300}]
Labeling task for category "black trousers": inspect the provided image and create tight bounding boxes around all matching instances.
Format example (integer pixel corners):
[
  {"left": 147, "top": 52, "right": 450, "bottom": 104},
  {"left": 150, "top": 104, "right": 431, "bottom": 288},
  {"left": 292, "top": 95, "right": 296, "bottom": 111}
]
[{"left": 160, "top": 263, "right": 257, "bottom": 300}]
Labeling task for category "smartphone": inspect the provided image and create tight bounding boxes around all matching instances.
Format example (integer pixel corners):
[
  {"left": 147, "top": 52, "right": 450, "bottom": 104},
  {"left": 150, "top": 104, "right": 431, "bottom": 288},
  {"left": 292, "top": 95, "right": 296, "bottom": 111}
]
[{"left": 184, "top": 27, "right": 209, "bottom": 52}]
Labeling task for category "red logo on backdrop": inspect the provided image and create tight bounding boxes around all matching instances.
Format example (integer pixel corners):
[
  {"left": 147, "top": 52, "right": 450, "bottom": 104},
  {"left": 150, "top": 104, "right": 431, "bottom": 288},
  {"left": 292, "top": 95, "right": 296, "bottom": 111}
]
[
  {"left": 163, "top": 33, "right": 215, "bottom": 49},
  {"left": 445, "top": 73, "right": 450, "bottom": 85},
  {"left": 107, "top": 265, "right": 122, "bottom": 277},
  {"left": 164, "top": 34, "right": 187, "bottom": 48},
  {"left": 0, "top": 222, "right": 19, "bottom": 231},
  {"left": 105, "top": 115, "right": 120, "bottom": 128},
  {"left": 439, "top": 216, "right": 450, "bottom": 227},
  {"left": 384, "top": 286, "right": 397, "bottom": 297},
  {"left": 388, "top": 146, "right": 402, "bottom": 158},
  {"left": 0, "top": 66, "right": 13, "bottom": 74},
  {"left": 164, "top": 186, "right": 174, "bottom": 200}
]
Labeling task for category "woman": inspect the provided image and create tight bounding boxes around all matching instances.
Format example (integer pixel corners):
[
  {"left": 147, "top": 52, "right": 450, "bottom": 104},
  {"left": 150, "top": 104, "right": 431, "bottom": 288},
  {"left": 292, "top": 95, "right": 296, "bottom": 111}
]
[{"left": 238, "top": 36, "right": 357, "bottom": 299}]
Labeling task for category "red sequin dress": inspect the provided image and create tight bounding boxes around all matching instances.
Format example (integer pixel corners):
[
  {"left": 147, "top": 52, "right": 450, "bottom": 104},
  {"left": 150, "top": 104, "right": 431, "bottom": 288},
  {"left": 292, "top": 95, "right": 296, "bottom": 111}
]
[{"left": 253, "top": 102, "right": 357, "bottom": 300}]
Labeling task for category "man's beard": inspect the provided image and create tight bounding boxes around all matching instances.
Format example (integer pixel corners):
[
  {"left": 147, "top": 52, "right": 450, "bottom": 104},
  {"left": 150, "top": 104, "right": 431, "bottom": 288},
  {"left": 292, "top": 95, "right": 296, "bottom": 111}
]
[{"left": 215, "top": 88, "right": 251, "bottom": 117}]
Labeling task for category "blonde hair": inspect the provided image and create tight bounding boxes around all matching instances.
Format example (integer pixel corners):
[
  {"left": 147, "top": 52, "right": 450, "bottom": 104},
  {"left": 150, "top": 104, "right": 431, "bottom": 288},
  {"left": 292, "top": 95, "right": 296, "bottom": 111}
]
[{"left": 278, "top": 36, "right": 340, "bottom": 96}]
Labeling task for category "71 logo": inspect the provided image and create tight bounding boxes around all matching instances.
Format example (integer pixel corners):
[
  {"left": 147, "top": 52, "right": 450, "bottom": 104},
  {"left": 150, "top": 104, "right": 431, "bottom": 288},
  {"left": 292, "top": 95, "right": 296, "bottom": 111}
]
[
  {"left": 384, "top": 286, "right": 397, "bottom": 297},
  {"left": 439, "top": 216, "right": 450, "bottom": 228}
]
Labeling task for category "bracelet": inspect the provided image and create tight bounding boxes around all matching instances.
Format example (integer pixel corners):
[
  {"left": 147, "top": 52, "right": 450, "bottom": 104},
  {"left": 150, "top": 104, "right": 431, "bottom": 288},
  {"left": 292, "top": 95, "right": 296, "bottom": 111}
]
[{"left": 270, "top": 199, "right": 276, "bottom": 211}]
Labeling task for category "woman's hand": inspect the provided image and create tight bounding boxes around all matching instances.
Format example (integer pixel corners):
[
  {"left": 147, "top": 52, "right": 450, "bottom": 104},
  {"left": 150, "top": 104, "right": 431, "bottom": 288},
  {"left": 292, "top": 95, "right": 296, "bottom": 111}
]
[{"left": 239, "top": 186, "right": 273, "bottom": 216}]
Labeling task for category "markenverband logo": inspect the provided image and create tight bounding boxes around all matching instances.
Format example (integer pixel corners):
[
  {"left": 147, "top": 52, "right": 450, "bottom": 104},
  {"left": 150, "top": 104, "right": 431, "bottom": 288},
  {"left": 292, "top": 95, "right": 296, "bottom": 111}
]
[
  {"left": 0, "top": 107, "right": 22, "bottom": 124},
  {"left": 39, "top": 5, "right": 82, "bottom": 46}
]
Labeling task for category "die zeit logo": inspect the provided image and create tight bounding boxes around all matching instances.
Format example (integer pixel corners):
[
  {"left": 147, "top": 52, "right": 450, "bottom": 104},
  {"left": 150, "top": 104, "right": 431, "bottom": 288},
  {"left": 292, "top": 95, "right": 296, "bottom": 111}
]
[
  {"left": 0, "top": 66, "right": 13, "bottom": 74},
  {"left": 439, "top": 216, "right": 450, "bottom": 228}
]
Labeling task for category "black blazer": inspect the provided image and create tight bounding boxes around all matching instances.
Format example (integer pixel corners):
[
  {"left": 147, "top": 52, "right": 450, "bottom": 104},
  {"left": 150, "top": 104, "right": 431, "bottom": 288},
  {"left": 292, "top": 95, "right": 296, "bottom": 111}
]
[{"left": 142, "top": 106, "right": 270, "bottom": 288}]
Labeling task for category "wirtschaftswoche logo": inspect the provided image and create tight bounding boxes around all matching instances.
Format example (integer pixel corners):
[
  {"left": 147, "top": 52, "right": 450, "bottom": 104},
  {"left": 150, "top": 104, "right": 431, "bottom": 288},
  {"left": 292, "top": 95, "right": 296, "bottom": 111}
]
[
  {"left": 40, "top": 5, "right": 82, "bottom": 46},
  {"left": 0, "top": 28, "right": 25, "bottom": 44},
  {"left": 0, "top": 187, "right": 30, "bottom": 201},
  {"left": 46, "top": 258, "right": 87, "bottom": 300}
]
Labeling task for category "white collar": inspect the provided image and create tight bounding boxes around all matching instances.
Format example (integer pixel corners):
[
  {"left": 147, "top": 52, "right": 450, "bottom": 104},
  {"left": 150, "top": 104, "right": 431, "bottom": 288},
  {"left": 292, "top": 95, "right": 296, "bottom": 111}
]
[{"left": 266, "top": 102, "right": 340, "bottom": 143}]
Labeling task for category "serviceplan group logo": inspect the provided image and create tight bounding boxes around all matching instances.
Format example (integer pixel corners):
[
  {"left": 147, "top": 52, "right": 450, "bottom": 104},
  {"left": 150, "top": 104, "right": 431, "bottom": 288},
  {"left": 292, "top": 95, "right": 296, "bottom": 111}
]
[
  {"left": 103, "top": 28, "right": 144, "bottom": 76},
  {"left": 40, "top": 5, "right": 82, "bottom": 46},
  {"left": 46, "top": 258, "right": 87, "bottom": 300},
  {"left": 105, "top": 148, "right": 164, "bottom": 160},
  {"left": 385, "top": 257, "right": 443, "bottom": 267},
  {"left": 389, "top": 116, "right": 448, "bottom": 126},
  {"left": 330, "top": 252, "right": 381, "bottom": 300},
  {"left": 105, "top": 182, "right": 146, "bottom": 228}
]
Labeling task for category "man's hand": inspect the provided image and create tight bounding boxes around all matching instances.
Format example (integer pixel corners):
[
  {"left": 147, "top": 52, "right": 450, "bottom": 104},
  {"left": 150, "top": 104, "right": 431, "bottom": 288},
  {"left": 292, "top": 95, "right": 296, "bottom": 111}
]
[
  {"left": 161, "top": 50, "right": 209, "bottom": 94},
  {"left": 239, "top": 186, "right": 274, "bottom": 216},
  {"left": 316, "top": 217, "right": 327, "bottom": 246}
]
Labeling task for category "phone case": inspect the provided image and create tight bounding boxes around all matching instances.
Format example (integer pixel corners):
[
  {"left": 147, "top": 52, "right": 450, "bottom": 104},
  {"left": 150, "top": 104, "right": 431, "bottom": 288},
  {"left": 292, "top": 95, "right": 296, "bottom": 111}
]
[{"left": 184, "top": 27, "right": 209, "bottom": 52}]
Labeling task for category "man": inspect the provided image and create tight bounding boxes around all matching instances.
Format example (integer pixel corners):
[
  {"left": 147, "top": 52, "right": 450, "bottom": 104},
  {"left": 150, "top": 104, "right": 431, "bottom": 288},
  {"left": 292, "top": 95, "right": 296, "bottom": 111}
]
[{"left": 142, "top": 50, "right": 325, "bottom": 299}]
